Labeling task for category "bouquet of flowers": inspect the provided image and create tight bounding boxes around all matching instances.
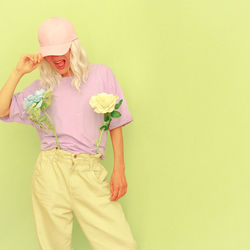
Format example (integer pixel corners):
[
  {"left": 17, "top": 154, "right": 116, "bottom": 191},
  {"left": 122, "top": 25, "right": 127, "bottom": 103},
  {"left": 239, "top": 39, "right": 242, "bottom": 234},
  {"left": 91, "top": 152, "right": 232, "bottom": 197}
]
[
  {"left": 89, "top": 92, "right": 123, "bottom": 154},
  {"left": 23, "top": 88, "right": 61, "bottom": 149}
]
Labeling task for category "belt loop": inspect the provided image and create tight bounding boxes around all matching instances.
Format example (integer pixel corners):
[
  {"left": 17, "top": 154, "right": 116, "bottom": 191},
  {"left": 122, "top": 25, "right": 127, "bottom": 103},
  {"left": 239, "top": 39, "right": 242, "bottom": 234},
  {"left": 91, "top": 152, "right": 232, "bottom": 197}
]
[
  {"left": 91, "top": 157, "right": 99, "bottom": 170},
  {"left": 49, "top": 147, "right": 57, "bottom": 163},
  {"left": 89, "top": 158, "right": 94, "bottom": 170}
]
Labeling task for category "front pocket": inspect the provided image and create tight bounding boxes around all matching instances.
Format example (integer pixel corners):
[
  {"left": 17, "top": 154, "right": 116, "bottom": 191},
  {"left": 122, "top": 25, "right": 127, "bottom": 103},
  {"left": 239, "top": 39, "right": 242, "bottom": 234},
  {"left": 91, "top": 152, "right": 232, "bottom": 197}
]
[
  {"left": 32, "top": 151, "right": 55, "bottom": 176},
  {"left": 90, "top": 163, "right": 108, "bottom": 184}
]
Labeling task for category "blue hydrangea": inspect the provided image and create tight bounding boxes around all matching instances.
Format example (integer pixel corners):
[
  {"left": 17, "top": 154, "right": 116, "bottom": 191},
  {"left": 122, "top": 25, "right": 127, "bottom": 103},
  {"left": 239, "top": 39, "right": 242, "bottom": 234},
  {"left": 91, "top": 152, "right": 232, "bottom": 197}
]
[{"left": 23, "top": 88, "right": 46, "bottom": 110}]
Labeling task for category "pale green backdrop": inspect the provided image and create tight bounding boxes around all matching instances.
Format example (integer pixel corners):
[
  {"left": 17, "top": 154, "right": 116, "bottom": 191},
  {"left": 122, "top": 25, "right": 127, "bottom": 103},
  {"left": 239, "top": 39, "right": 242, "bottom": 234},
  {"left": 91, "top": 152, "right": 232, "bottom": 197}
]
[{"left": 0, "top": 0, "right": 249, "bottom": 249}]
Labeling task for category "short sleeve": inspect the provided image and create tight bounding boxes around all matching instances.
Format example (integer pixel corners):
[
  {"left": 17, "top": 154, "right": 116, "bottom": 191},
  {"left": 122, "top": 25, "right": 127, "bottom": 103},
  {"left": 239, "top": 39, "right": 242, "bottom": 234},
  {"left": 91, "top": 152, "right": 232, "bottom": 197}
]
[
  {"left": 103, "top": 65, "right": 134, "bottom": 131},
  {"left": 0, "top": 79, "right": 40, "bottom": 125}
]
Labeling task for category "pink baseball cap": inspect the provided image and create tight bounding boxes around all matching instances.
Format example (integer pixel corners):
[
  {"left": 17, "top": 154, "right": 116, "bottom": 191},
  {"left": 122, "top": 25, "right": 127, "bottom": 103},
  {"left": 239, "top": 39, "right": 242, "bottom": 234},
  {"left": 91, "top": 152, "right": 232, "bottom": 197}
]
[{"left": 37, "top": 17, "right": 78, "bottom": 57}]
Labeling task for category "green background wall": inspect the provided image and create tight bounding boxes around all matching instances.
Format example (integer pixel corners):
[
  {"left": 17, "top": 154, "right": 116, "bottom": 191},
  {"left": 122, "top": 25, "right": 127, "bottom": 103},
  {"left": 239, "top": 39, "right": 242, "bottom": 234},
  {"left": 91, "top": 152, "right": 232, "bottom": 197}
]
[{"left": 0, "top": 0, "right": 250, "bottom": 249}]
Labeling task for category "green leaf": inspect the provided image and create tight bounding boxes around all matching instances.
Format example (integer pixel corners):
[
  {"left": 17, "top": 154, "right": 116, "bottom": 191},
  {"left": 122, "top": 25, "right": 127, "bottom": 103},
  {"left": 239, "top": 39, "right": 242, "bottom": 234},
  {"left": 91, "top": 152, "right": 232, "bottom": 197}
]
[
  {"left": 100, "top": 124, "right": 109, "bottom": 131},
  {"left": 31, "top": 108, "right": 41, "bottom": 120},
  {"left": 44, "top": 120, "right": 53, "bottom": 130},
  {"left": 40, "top": 102, "right": 48, "bottom": 112},
  {"left": 115, "top": 99, "right": 123, "bottom": 109},
  {"left": 39, "top": 123, "right": 46, "bottom": 129},
  {"left": 39, "top": 116, "right": 47, "bottom": 122},
  {"left": 104, "top": 113, "right": 110, "bottom": 122},
  {"left": 110, "top": 110, "right": 121, "bottom": 118}
]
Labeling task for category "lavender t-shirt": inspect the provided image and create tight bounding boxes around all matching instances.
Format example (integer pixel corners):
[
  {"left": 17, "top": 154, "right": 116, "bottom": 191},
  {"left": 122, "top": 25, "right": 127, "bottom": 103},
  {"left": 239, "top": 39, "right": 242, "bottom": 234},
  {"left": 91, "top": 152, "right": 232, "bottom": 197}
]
[{"left": 0, "top": 64, "right": 133, "bottom": 160}]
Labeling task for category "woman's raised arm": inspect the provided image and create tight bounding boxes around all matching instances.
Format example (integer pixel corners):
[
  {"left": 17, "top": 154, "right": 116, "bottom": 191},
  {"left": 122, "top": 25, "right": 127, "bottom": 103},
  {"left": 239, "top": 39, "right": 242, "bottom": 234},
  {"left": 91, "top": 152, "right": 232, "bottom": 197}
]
[
  {"left": 0, "top": 53, "right": 43, "bottom": 117},
  {"left": 0, "top": 68, "right": 23, "bottom": 117}
]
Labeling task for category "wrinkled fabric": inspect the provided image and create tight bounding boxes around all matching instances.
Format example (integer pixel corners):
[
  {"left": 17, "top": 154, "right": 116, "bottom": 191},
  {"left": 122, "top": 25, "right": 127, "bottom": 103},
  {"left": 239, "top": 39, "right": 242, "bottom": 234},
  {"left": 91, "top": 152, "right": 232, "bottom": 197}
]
[
  {"left": 0, "top": 64, "right": 134, "bottom": 160},
  {"left": 31, "top": 147, "right": 138, "bottom": 250}
]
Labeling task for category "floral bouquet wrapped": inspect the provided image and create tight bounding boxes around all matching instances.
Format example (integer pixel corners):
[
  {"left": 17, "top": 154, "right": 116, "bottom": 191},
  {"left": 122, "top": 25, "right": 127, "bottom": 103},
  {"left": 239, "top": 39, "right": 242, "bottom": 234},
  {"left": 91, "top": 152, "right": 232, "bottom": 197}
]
[
  {"left": 23, "top": 88, "right": 61, "bottom": 149},
  {"left": 89, "top": 92, "right": 123, "bottom": 154}
]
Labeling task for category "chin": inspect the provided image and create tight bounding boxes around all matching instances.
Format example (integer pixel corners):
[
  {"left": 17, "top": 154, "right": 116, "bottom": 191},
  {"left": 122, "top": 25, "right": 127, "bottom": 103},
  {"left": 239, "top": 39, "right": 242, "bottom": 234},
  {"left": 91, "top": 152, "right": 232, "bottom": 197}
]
[
  {"left": 54, "top": 66, "right": 70, "bottom": 74},
  {"left": 57, "top": 68, "right": 69, "bottom": 74}
]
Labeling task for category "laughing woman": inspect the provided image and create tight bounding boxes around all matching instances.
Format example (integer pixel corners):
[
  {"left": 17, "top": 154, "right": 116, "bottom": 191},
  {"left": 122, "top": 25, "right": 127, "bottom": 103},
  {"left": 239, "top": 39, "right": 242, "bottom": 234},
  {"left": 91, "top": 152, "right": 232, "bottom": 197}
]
[{"left": 0, "top": 17, "right": 137, "bottom": 250}]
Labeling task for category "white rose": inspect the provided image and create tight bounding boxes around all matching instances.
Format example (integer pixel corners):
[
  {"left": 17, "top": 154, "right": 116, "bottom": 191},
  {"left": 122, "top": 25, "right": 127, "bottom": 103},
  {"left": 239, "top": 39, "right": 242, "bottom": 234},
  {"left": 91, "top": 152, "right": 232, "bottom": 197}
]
[{"left": 89, "top": 92, "right": 119, "bottom": 113}]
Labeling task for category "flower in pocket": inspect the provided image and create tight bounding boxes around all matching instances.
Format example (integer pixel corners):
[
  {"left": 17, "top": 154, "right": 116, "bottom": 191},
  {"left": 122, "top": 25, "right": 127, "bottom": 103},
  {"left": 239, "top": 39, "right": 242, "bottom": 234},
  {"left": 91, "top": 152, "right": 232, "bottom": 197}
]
[
  {"left": 23, "top": 88, "right": 61, "bottom": 149},
  {"left": 89, "top": 92, "right": 123, "bottom": 153}
]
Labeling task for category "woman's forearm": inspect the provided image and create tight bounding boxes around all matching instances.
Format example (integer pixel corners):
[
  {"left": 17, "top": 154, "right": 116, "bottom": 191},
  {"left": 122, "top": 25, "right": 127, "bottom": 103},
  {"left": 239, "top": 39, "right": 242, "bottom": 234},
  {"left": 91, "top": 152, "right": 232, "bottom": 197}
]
[
  {"left": 0, "top": 68, "right": 23, "bottom": 117},
  {"left": 109, "top": 126, "right": 125, "bottom": 169}
]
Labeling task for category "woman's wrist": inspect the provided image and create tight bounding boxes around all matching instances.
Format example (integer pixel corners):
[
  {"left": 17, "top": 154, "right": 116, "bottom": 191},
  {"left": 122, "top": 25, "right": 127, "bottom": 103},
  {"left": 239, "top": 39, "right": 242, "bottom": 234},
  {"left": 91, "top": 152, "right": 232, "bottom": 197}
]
[
  {"left": 113, "top": 160, "right": 125, "bottom": 170},
  {"left": 12, "top": 67, "right": 24, "bottom": 78}
]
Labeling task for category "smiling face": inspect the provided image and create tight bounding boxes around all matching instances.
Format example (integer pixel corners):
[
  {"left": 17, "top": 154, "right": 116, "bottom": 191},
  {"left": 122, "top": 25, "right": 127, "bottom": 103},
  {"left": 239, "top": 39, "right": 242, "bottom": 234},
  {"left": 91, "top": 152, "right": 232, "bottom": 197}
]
[{"left": 44, "top": 48, "right": 74, "bottom": 77}]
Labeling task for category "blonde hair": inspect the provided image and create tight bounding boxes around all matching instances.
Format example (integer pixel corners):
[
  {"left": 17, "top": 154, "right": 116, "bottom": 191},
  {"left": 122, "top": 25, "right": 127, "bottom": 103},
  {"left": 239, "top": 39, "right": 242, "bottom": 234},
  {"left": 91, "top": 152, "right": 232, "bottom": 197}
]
[{"left": 38, "top": 38, "right": 92, "bottom": 92}]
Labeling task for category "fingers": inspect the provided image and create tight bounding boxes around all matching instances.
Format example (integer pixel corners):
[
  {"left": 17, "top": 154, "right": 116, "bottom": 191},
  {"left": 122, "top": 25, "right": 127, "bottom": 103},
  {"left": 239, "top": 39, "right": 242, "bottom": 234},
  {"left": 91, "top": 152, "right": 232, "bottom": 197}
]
[
  {"left": 22, "top": 53, "right": 43, "bottom": 64},
  {"left": 21, "top": 54, "right": 32, "bottom": 63},
  {"left": 24, "top": 54, "right": 35, "bottom": 64},
  {"left": 111, "top": 185, "right": 119, "bottom": 200},
  {"left": 38, "top": 53, "right": 43, "bottom": 63},
  {"left": 35, "top": 53, "right": 43, "bottom": 63},
  {"left": 32, "top": 54, "right": 38, "bottom": 64},
  {"left": 30, "top": 55, "right": 35, "bottom": 63},
  {"left": 110, "top": 182, "right": 114, "bottom": 200},
  {"left": 110, "top": 183, "right": 127, "bottom": 201},
  {"left": 116, "top": 188, "right": 123, "bottom": 201}
]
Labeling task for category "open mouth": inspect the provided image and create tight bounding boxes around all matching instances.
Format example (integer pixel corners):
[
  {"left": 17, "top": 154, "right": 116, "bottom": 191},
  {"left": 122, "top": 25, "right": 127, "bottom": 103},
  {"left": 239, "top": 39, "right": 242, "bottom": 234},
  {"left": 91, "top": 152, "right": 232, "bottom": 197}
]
[{"left": 54, "top": 59, "right": 66, "bottom": 69}]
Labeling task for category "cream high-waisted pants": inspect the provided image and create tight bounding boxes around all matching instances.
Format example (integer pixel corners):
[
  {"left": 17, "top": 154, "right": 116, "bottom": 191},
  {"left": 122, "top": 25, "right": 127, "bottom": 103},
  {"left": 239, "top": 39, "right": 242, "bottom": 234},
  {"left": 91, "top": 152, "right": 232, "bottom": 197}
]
[{"left": 31, "top": 147, "right": 137, "bottom": 250}]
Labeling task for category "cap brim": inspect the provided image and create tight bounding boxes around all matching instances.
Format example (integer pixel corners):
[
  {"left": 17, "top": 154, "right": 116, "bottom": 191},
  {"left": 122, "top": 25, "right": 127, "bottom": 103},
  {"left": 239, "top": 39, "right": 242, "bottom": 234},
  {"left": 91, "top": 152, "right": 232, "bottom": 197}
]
[{"left": 37, "top": 41, "right": 71, "bottom": 57}]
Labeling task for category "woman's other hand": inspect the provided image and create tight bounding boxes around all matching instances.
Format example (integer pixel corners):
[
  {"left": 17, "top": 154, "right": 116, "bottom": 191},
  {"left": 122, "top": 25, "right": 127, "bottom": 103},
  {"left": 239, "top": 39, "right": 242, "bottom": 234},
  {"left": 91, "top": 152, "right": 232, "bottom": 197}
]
[
  {"left": 110, "top": 164, "right": 127, "bottom": 201},
  {"left": 15, "top": 53, "right": 43, "bottom": 75}
]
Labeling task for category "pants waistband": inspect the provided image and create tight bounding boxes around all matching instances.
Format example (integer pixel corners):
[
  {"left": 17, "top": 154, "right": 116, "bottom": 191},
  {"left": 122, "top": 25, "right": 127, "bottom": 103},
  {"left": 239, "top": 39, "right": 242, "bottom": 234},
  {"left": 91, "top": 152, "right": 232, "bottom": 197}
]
[{"left": 41, "top": 147, "right": 102, "bottom": 161}]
